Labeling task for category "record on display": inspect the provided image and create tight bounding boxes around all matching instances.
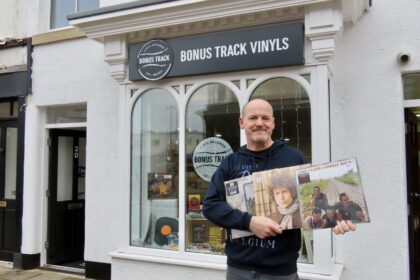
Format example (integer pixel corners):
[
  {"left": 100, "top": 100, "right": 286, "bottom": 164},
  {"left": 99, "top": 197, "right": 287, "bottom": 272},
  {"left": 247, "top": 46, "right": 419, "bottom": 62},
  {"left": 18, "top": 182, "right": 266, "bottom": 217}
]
[{"left": 154, "top": 217, "right": 179, "bottom": 246}]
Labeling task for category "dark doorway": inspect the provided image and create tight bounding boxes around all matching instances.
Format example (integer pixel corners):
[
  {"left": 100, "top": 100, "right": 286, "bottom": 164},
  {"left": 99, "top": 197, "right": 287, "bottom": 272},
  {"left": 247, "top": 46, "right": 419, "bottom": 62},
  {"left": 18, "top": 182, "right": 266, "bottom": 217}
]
[
  {"left": 0, "top": 121, "right": 19, "bottom": 261},
  {"left": 405, "top": 108, "right": 420, "bottom": 280},
  {"left": 47, "top": 129, "right": 86, "bottom": 268}
]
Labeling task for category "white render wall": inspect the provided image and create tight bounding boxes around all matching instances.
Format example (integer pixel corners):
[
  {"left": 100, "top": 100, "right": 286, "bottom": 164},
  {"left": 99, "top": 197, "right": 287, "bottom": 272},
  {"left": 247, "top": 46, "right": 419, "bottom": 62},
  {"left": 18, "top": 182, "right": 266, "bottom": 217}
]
[
  {"left": 28, "top": 38, "right": 120, "bottom": 263},
  {"left": 330, "top": 0, "right": 419, "bottom": 279},
  {"left": 22, "top": 0, "right": 419, "bottom": 279}
]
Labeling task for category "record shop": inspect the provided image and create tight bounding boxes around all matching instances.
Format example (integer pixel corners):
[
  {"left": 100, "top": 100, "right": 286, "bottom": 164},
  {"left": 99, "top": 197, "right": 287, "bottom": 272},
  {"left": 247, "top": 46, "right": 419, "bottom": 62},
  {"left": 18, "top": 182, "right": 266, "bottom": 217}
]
[
  {"left": 67, "top": 1, "right": 368, "bottom": 279},
  {"left": 60, "top": 0, "right": 414, "bottom": 279}
]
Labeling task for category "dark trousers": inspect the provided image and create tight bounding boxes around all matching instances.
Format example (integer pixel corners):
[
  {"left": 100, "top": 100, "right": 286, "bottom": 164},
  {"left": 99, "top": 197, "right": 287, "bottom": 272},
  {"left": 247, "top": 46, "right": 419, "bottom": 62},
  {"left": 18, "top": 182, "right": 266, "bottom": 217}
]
[{"left": 226, "top": 266, "right": 299, "bottom": 280}]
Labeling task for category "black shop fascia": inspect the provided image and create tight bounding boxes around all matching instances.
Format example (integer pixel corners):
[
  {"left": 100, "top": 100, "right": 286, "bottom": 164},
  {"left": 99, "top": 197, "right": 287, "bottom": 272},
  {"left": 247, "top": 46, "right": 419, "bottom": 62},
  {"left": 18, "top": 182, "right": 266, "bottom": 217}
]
[{"left": 128, "top": 22, "right": 305, "bottom": 81}]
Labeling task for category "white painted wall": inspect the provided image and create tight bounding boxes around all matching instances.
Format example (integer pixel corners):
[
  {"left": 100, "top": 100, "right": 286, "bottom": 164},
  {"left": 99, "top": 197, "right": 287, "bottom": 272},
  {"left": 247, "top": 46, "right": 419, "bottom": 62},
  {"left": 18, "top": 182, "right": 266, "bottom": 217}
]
[
  {"left": 330, "top": 0, "right": 420, "bottom": 279},
  {"left": 112, "top": 258, "right": 225, "bottom": 280},
  {"left": 29, "top": 38, "right": 120, "bottom": 263},
  {"left": 22, "top": 0, "right": 420, "bottom": 279}
]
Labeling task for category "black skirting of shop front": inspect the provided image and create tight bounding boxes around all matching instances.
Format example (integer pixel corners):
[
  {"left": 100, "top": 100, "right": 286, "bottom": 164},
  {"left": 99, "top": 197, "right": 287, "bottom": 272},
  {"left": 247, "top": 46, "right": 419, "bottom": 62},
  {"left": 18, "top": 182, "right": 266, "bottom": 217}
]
[{"left": 85, "top": 261, "right": 111, "bottom": 280}]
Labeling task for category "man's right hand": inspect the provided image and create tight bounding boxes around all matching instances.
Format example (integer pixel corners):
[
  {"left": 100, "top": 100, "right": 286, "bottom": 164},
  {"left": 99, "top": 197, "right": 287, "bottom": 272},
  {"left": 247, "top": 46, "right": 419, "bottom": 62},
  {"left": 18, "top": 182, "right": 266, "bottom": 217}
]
[{"left": 249, "top": 216, "right": 283, "bottom": 239}]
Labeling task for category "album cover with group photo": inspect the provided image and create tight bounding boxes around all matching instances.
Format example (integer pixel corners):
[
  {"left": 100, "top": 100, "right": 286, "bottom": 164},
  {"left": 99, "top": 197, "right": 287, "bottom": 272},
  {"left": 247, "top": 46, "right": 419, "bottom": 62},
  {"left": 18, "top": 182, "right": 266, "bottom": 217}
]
[
  {"left": 224, "top": 159, "right": 369, "bottom": 239},
  {"left": 296, "top": 158, "right": 370, "bottom": 231}
]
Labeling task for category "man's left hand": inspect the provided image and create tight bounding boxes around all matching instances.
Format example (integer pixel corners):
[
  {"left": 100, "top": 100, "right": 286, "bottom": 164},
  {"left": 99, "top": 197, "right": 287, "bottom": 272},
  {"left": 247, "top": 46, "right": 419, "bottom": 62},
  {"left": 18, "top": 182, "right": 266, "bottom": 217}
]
[{"left": 332, "top": 220, "right": 357, "bottom": 234}]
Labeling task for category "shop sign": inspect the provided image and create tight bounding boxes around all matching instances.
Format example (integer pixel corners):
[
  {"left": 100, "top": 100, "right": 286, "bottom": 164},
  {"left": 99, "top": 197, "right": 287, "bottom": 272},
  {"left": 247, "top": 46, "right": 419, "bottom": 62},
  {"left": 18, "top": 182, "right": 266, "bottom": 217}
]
[
  {"left": 129, "top": 22, "right": 304, "bottom": 81},
  {"left": 192, "top": 137, "right": 233, "bottom": 182}
]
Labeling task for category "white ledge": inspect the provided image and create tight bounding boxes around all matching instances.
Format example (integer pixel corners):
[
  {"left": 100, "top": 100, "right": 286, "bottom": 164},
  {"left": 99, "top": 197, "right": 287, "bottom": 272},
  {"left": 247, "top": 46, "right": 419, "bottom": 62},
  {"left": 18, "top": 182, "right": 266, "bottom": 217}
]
[{"left": 110, "top": 251, "right": 344, "bottom": 280}]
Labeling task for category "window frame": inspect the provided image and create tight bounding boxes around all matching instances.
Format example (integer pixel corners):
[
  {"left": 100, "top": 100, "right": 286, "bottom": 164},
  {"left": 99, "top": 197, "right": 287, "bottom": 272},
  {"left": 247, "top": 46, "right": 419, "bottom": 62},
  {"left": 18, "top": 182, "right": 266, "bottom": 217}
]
[
  {"left": 49, "top": 0, "right": 100, "bottom": 30},
  {"left": 120, "top": 65, "right": 334, "bottom": 275}
]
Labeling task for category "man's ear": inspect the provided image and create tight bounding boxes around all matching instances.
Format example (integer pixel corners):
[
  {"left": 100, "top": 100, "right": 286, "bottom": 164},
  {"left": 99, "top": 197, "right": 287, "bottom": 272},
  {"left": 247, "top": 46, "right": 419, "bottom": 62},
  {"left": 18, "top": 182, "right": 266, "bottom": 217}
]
[{"left": 239, "top": 117, "right": 244, "bottom": 129}]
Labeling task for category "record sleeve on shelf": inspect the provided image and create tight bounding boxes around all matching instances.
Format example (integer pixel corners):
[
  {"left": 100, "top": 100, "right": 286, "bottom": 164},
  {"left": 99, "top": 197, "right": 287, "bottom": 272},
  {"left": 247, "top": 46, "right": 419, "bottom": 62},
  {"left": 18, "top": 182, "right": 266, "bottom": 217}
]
[
  {"left": 148, "top": 173, "right": 175, "bottom": 199},
  {"left": 154, "top": 217, "right": 179, "bottom": 246}
]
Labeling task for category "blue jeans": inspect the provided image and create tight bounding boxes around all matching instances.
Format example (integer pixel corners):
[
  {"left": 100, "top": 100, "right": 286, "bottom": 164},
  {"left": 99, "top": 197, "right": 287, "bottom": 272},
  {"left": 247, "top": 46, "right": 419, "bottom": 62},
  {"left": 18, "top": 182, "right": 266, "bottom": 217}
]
[{"left": 226, "top": 266, "right": 299, "bottom": 280}]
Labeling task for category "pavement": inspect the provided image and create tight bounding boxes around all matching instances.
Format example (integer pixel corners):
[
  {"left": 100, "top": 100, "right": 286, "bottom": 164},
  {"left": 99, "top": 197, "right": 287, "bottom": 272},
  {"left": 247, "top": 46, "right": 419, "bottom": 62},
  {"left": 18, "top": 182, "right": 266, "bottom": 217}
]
[{"left": 0, "top": 266, "right": 87, "bottom": 280}]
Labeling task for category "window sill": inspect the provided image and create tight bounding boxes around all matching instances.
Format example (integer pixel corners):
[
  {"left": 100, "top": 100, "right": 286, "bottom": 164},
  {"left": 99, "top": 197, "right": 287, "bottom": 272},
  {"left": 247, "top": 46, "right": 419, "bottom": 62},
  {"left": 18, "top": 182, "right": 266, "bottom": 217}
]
[
  {"left": 32, "top": 28, "right": 86, "bottom": 46},
  {"left": 109, "top": 251, "right": 226, "bottom": 271},
  {"left": 110, "top": 251, "right": 344, "bottom": 280},
  {"left": 299, "top": 264, "right": 344, "bottom": 280}
]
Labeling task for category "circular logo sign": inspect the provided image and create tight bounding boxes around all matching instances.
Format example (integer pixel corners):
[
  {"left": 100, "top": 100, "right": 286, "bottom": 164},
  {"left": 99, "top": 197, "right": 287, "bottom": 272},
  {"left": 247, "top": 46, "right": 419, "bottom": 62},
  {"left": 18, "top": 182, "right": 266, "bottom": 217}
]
[
  {"left": 192, "top": 137, "right": 233, "bottom": 182},
  {"left": 136, "top": 39, "right": 173, "bottom": 81}
]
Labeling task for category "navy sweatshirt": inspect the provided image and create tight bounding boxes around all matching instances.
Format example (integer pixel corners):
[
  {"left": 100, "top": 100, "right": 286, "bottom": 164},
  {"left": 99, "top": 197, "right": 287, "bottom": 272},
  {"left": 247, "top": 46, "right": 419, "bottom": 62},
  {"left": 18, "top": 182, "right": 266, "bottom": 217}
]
[{"left": 202, "top": 140, "right": 307, "bottom": 276}]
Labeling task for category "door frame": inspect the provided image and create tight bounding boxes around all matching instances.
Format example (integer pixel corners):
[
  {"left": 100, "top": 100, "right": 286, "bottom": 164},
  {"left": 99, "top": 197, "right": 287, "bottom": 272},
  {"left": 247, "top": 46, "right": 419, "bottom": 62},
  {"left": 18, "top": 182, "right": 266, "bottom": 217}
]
[
  {"left": 404, "top": 107, "right": 420, "bottom": 280},
  {"left": 45, "top": 128, "right": 86, "bottom": 268}
]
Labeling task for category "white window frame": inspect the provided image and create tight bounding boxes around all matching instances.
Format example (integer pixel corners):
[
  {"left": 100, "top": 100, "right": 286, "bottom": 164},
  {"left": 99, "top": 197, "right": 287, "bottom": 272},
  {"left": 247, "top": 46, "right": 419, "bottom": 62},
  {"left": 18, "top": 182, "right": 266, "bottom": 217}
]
[{"left": 115, "top": 64, "right": 335, "bottom": 276}]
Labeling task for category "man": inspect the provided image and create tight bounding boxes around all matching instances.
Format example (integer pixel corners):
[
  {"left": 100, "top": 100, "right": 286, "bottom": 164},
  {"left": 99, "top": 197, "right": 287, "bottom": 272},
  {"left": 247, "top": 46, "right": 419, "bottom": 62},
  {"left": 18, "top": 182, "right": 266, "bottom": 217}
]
[
  {"left": 333, "top": 192, "right": 363, "bottom": 222},
  {"left": 305, "top": 207, "right": 326, "bottom": 229},
  {"left": 203, "top": 99, "right": 355, "bottom": 280},
  {"left": 310, "top": 185, "right": 328, "bottom": 211}
]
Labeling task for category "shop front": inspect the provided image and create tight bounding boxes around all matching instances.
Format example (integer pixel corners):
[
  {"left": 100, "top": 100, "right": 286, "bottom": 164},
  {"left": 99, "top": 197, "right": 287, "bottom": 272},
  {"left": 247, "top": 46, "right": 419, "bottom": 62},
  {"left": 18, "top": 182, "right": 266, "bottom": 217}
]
[
  {"left": 69, "top": 1, "right": 370, "bottom": 279},
  {"left": 0, "top": 40, "right": 29, "bottom": 268}
]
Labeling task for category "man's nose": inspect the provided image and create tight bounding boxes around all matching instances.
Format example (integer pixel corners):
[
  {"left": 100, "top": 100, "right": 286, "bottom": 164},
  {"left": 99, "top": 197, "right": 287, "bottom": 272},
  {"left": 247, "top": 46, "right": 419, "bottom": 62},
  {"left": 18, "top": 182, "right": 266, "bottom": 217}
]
[{"left": 255, "top": 117, "right": 264, "bottom": 125}]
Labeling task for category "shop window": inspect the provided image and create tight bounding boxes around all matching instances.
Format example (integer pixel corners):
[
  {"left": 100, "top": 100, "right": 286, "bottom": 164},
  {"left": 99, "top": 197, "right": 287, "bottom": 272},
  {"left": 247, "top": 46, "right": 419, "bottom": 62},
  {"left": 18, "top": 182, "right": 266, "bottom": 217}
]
[
  {"left": 185, "top": 83, "right": 240, "bottom": 254},
  {"left": 50, "top": 0, "right": 99, "bottom": 29},
  {"left": 128, "top": 72, "right": 332, "bottom": 272},
  {"left": 251, "top": 77, "right": 313, "bottom": 263},
  {"left": 130, "top": 89, "right": 179, "bottom": 250}
]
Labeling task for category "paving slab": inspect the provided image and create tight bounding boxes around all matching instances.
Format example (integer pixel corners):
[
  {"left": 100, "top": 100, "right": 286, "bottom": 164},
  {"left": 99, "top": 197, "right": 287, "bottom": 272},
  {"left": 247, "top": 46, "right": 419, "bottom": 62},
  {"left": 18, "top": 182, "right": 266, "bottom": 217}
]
[{"left": 0, "top": 268, "right": 85, "bottom": 280}]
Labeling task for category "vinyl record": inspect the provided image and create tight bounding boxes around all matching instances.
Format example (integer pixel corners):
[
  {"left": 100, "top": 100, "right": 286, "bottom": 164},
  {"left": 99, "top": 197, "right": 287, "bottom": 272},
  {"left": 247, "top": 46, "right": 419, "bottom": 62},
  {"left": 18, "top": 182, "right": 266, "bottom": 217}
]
[{"left": 154, "top": 217, "right": 178, "bottom": 246}]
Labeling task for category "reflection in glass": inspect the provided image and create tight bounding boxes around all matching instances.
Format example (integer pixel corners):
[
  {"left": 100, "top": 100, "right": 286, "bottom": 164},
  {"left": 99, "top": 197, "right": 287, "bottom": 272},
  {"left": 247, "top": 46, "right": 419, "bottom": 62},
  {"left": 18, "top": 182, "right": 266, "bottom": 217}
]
[
  {"left": 50, "top": 0, "right": 75, "bottom": 29},
  {"left": 47, "top": 104, "right": 87, "bottom": 124},
  {"left": 403, "top": 73, "right": 420, "bottom": 100},
  {"left": 185, "top": 83, "right": 239, "bottom": 254},
  {"left": 251, "top": 77, "right": 313, "bottom": 263},
  {"left": 131, "top": 89, "right": 179, "bottom": 250},
  {"left": 78, "top": 138, "right": 86, "bottom": 200},
  {"left": 57, "top": 136, "right": 73, "bottom": 202},
  {"left": 251, "top": 77, "right": 311, "bottom": 162},
  {"left": 5, "top": 128, "right": 17, "bottom": 199}
]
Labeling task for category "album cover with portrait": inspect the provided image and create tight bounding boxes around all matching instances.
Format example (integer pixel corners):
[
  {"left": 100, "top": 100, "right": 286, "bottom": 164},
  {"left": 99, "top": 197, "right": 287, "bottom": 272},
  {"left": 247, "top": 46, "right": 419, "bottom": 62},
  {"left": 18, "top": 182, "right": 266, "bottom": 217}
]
[
  {"left": 224, "top": 164, "right": 309, "bottom": 239},
  {"left": 252, "top": 164, "right": 311, "bottom": 231},
  {"left": 296, "top": 158, "right": 370, "bottom": 230}
]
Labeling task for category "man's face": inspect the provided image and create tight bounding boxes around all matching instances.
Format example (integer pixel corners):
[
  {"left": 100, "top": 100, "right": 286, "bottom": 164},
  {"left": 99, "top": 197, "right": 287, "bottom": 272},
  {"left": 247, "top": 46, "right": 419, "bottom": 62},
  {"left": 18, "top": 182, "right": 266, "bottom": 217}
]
[
  {"left": 273, "top": 187, "right": 293, "bottom": 208},
  {"left": 239, "top": 100, "right": 275, "bottom": 150},
  {"left": 326, "top": 209, "right": 335, "bottom": 219},
  {"left": 313, "top": 212, "right": 322, "bottom": 221},
  {"left": 340, "top": 195, "right": 350, "bottom": 207}
]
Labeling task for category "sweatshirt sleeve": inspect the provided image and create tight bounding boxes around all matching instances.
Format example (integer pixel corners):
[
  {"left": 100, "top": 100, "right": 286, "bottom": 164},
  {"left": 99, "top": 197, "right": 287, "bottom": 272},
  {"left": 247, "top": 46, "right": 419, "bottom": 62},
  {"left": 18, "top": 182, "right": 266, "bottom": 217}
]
[{"left": 202, "top": 159, "right": 252, "bottom": 231}]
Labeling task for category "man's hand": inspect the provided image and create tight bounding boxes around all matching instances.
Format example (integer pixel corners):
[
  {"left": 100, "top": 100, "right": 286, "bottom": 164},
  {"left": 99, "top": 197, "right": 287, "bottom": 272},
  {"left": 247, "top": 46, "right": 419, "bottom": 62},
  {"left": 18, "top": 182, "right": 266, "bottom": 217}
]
[
  {"left": 332, "top": 220, "right": 357, "bottom": 235},
  {"left": 249, "top": 216, "right": 283, "bottom": 239}
]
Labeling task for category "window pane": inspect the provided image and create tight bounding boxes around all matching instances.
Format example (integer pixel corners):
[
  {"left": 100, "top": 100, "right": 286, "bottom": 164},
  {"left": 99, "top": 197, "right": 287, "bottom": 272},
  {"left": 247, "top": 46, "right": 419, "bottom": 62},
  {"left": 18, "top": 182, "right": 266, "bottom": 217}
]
[
  {"left": 5, "top": 128, "right": 18, "bottom": 200},
  {"left": 77, "top": 0, "right": 99, "bottom": 12},
  {"left": 50, "top": 0, "right": 76, "bottom": 29},
  {"left": 57, "top": 136, "right": 73, "bottom": 202},
  {"left": 0, "top": 101, "right": 18, "bottom": 118},
  {"left": 251, "top": 77, "right": 313, "bottom": 263},
  {"left": 185, "top": 83, "right": 240, "bottom": 254},
  {"left": 404, "top": 73, "right": 420, "bottom": 100},
  {"left": 131, "top": 89, "right": 179, "bottom": 250},
  {"left": 251, "top": 77, "right": 311, "bottom": 162},
  {"left": 47, "top": 104, "right": 87, "bottom": 124},
  {"left": 77, "top": 137, "right": 86, "bottom": 200}
]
